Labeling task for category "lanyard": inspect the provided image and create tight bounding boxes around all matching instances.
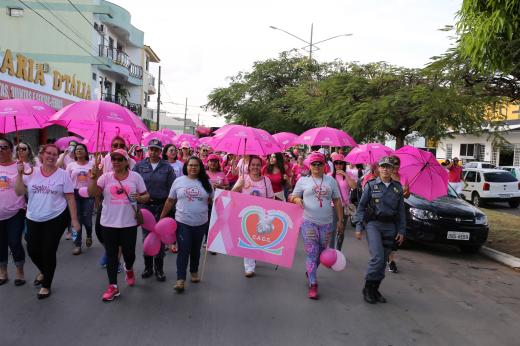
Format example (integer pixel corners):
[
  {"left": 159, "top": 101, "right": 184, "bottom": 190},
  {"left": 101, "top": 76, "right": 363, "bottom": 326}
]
[{"left": 311, "top": 176, "right": 324, "bottom": 208}]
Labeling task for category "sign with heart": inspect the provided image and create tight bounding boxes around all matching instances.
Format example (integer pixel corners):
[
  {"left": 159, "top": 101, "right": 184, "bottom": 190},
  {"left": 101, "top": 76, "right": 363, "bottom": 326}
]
[{"left": 207, "top": 190, "right": 303, "bottom": 268}]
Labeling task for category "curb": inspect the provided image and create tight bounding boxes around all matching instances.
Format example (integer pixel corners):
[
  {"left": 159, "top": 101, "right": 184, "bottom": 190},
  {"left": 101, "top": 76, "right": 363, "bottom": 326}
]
[{"left": 480, "top": 246, "right": 520, "bottom": 270}]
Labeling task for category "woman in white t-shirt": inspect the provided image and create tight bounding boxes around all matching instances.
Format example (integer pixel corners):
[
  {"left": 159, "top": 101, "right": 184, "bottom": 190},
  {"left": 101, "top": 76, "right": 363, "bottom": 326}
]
[
  {"left": 88, "top": 149, "right": 149, "bottom": 302},
  {"left": 232, "top": 155, "right": 274, "bottom": 277},
  {"left": 15, "top": 144, "right": 80, "bottom": 300},
  {"left": 66, "top": 143, "right": 94, "bottom": 255},
  {"left": 0, "top": 139, "right": 28, "bottom": 286},
  {"left": 160, "top": 156, "right": 213, "bottom": 293}
]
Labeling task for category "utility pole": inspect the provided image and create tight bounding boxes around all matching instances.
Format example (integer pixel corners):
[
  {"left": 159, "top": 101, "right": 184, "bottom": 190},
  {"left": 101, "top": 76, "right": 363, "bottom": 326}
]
[
  {"left": 197, "top": 113, "right": 200, "bottom": 126},
  {"left": 183, "top": 97, "right": 188, "bottom": 134},
  {"left": 309, "top": 23, "right": 314, "bottom": 61},
  {"left": 156, "top": 65, "right": 161, "bottom": 130}
]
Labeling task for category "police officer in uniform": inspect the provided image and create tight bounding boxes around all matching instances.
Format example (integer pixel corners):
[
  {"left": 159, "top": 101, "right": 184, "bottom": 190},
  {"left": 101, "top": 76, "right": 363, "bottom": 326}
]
[{"left": 354, "top": 156, "right": 406, "bottom": 304}]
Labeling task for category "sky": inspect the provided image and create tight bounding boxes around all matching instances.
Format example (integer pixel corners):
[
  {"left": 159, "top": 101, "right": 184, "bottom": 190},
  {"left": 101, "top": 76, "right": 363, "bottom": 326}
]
[{"left": 111, "top": 0, "right": 462, "bottom": 128}]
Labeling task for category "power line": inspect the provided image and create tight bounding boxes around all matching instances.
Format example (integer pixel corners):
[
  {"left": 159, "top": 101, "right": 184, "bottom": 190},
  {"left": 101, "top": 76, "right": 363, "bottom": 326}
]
[
  {"left": 17, "top": 0, "right": 108, "bottom": 66},
  {"left": 66, "top": 0, "right": 96, "bottom": 29}
]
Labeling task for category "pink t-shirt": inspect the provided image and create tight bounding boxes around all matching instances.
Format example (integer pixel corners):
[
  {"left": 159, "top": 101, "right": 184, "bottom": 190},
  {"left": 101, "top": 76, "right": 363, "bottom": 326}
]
[
  {"left": 0, "top": 162, "right": 27, "bottom": 220},
  {"left": 207, "top": 171, "right": 229, "bottom": 188},
  {"left": 241, "top": 175, "right": 274, "bottom": 198},
  {"left": 23, "top": 167, "right": 74, "bottom": 222},
  {"left": 66, "top": 161, "right": 93, "bottom": 189},
  {"left": 101, "top": 154, "right": 136, "bottom": 173},
  {"left": 97, "top": 171, "right": 147, "bottom": 228},
  {"left": 329, "top": 172, "right": 349, "bottom": 206}
]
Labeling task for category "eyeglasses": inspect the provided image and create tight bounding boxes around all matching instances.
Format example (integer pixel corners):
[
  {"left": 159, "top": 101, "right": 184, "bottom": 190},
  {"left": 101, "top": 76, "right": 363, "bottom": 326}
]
[
  {"left": 17, "top": 147, "right": 28, "bottom": 152},
  {"left": 111, "top": 157, "right": 125, "bottom": 162},
  {"left": 334, "top": 161, "right": 345, "bottom": 165},
  {"left": 311, "top": 162, "right": 324, "bottom": 167},
  {"left": 0, "top": 145, "right": 10, "bottom": 151},
  {"left": 112, "top": 143, "right": 126, "bottom": 149},
  {"left": 187, "top": 164, "right": 200, "bottom": 168}
]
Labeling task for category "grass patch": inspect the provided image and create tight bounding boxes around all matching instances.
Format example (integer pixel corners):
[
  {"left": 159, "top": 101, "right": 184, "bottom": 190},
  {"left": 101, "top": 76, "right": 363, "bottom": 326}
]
[{"left": 482, "top": 208, "right": 520, "bottom": 258}]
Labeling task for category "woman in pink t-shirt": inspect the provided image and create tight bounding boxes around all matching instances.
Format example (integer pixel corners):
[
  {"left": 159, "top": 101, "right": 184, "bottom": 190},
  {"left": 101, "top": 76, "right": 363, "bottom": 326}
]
[
  {"left": 0, "top": 139, "right": 27, "bottom": 286},
  {"left": 292, "top": 155, "right": 309, "bottom": 185},
  {"left": 232, "top": 155, "right": 274, "bottom": 277},
  {"left": 88, "top": 149, "right": 149, "bottom": 302},
  {"left": 223, "top": 154, "right": 238, "bottom": 186},
  {"left": 66, "top": 143, "right": 94, "bottom": 255},
  {"left": 206, "top": 154, "right": 229, "bottom": 191}
]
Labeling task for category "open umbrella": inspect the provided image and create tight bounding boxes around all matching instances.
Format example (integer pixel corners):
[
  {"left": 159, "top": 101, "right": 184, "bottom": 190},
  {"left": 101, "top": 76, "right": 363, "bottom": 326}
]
[
  {"left": 345, "top": 143, "right": 394, "bottom": 165},
  {"left": 143, "top": 129, "right": 176, "bottom": 145},
  {"left": 273, "top": 132, "right": 298, "bottom": 151},
  {"left": 395, "top": 146, "right": 448, "bottom": 201},
  {"left": 175, "top": 133, "right": 199, "bottom": 148},
  {"left": 48, "top": 100, "right": 148, "bottom": 152},
  {"left": 0, "top": 99, "right": 55, "bottom": 134},
  {"left": 295, "top": 126, "right": 357, "bottom": 147},
  {"left": 55, "top": 136, "right": 83, "bottom": 151},
  {"left": 211, "top": 125, "right": 282, "bottom": 156}
]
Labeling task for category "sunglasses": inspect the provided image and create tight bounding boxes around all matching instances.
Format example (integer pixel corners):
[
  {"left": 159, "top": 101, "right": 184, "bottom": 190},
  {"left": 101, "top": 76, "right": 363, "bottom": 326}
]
[
  {"left": 111, "top": 156, "right": 125, "bottom": 162},
  {"left": 311, "top": 162, "right": 324, "bottom": 167},
  {"left": 0, "top": 145, "right": 10, "bottom": 151},
  {"left": 334, "top": 161, "right": 345, "bottom": 165},
  {"left": 112, "top": 143, "right": 126, "bottom": 149},
  {"left": 17, "top": 147, "right": 28, "bottom": 152}
]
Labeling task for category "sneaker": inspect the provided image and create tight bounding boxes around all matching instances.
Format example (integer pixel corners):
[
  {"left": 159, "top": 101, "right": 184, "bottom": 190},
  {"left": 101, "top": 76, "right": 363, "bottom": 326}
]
[
  {"left": 308, "top": 284, "right": 318, "bottom": 300},
  {"left": 72, "top": 247, "right": 81, "bottom": 256},
  {"left": 174, "top": 280, "right": 185, "bottom": 293},
  {"left": 170, "top": 244, "right": 178, "bottom": 253},
  {"left": 190, "top": 272, "right": 200, "bottom": 283},
  {"left": 102, "top": 285, "right": 120, "bottom": 302},
  {"left": 244, "top": 271, "right": 254, "bottom": 278},
  {"left": 86, "top": 237, "right": 93, "bottom": 248},
  {"left": 125, "top": 270, "right": 135, "bottom": 286},
  {"left": 388, "top": 261, "right": 398, "bottom": 273},
  {"left": 99, "top": 253, "right": 108, "bottom": 268}
]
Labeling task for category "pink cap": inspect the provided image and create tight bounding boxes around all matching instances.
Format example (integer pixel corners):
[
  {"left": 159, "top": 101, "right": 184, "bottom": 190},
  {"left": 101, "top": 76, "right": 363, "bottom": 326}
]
[
  {"left": 180, "top": 141, "right": 191, "bottom": 149},
  {"left": 207, "top": 153, "right": 220, "bottom": 161},
  {"left": 307, "top": 152, "right": 326, "bottom": 164},
  {"left": 110, "top": 149, "right": 129, "bottom": 160},
  {"left": 331, "top": 153, "right": 345, "bottom": 162}
]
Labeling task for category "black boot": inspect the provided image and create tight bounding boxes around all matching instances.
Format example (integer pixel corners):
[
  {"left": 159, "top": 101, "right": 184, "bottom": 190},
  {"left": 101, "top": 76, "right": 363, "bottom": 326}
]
[
  {"left": 142, "top": 256, "right": 154, "bottom": 278},
  {"left": 362, "top": 280, "right": 377, "bottom": 304},
  {"left": 154, "top": 257, "right": 166, "bottom": 282},
  {"left": 374, "top": 280, "right": 387, "bottom": 303}
]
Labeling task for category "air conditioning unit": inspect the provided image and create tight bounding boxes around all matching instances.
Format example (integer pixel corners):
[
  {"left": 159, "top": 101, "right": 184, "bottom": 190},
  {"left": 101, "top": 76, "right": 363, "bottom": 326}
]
[
  {"left": 35, "top": 63, "right": 50, "bottom": 73},
  {"left": 95, "top": 23, "right": 107, "bottom": 35}
]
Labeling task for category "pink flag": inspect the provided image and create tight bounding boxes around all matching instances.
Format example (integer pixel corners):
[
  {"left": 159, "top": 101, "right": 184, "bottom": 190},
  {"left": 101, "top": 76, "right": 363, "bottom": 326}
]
[{"left": 207, "top": 190, "right": 303, "bottom": 268}]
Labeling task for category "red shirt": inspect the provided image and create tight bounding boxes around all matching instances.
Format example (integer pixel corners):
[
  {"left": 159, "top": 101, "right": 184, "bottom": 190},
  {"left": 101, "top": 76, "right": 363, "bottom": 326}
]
[
  {"left": 262, "top": 167, "right": 284, "bottom": 193},
  {"left": 448, "top": 165, "right": 462, "bottom": 183}
]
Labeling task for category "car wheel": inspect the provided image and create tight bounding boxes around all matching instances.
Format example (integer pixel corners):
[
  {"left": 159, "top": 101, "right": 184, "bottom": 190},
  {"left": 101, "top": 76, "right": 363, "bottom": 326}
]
[
  {"left": 471, "top": 192, "right": 482, "bottom": 207},
  {"left": 459, "top": 244, "right": 481, "bottom": 254},
  {"left": 508, "top": 200, "right": 520, "bottom": 208}
]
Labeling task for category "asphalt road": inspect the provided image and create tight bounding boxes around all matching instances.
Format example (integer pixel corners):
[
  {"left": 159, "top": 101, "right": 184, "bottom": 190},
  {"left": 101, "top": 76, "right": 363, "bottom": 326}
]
[{"left": 1, "top": 230, "right": 519, "bottom": 346}]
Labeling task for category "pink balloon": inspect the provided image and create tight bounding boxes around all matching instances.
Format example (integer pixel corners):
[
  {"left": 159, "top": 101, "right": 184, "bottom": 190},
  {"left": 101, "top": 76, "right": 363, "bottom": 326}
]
[
  {"left": 140, "top": 209, "right": 156, "bottom": 231},
  {"left": 154, "top": 217, "right": 177, "bottom": 245},
  {"left": 331, "top": 250, "right": 346, "bottom": 271},
  {"left": 78, "top": 187, "right": 89, "bottom": 198},
  {"left": 320, "top": 248, "right": 337, "bottom": 268},
  {"left": 143, "top": 232, "right": 161, "bottom": 256}
]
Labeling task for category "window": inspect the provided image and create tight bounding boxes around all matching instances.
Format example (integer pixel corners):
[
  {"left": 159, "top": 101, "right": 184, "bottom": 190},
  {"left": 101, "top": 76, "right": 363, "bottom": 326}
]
[
  {"left": 476, "top": 172, "right": 481, "bottom": 183},
  {"left": 460, "top": 144, "right": 475, "bottom": 157},
  {"left": 481, "top": 163, "right": 496, "bottom": 169},
  {"left": 464, "top": 171, "right": 476, "bottom": 182},
  {"left": 446, "top": 144, "right": 453, "bottom": 160},
  {"left": 144, "top": 92, "right": 148, "bottom": 107},
  {"left": 92, "top": 73, "right": 97, "bottom": 81},
  {"left": 484, "top": 172, "right": 517, "bottom": 183}
]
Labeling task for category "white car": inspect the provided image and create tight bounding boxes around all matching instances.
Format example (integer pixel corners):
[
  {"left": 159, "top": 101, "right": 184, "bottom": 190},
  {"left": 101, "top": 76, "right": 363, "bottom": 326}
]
[
  {"left": 461, "top": 169, "right": 520, "bottom": 208},
  {"left": 498, "top": 166, "right": 520, "bottom": 179},
  {"left": 463, "top": 162, "right": 496, "bottom": 169}
]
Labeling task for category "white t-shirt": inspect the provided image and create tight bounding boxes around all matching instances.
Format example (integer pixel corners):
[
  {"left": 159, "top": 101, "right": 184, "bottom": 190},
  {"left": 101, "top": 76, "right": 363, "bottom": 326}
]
[
  {"left": 0, "top": 162, "right": 27, "bottom": 220},
  {"left": 23, "top": 168, "right": 74, "bottom": 222},
  {"left": 169, "top": 161, "right": 184, "bottom": 178},
  {"left": 101, "top": 154, "right": 136, "bottom": 173},
  {"left": 168, "top": 176, "right": 213, "bottom": 226},
  {"left": 66, "top": 161, "right": 93, "bottom": 189},
  {"left": 292, "top": 175, "right": 341, "bottom": 225},
  {"left": 240, "top": 174, "right": 274, "bottom": 198},
  {"left": 97, "top": 171, "right": 147, "bottom": 228}
]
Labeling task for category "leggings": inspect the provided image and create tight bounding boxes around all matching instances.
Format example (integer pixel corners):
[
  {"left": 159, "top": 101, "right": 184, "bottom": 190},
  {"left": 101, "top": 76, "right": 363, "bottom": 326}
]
[
  {"left": 26, "top": 209, "right": 70, "bottom": 289},
  {"left": 103, "top": 226, "right": 137, "bottom": 285},
  {"left": 300, "top": 219, "right": 332, "bottom": 285},
  {"left": 0, "top": 210, "right": 26, "bottom": 267}
]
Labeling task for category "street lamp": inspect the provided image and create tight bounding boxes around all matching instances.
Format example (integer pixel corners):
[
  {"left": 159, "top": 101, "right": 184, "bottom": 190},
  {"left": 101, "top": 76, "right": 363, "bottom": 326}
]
[{"left": 270, "top": 24, "right": 352, "bottom": 60}]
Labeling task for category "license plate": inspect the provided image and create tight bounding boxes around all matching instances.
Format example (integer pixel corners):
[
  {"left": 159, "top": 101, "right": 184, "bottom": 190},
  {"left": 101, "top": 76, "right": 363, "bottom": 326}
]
[
  {"left": 499, "top": 194, "right": 511, "bottom": 198},
  {"left": 447, "top": 231, "right": 470, "bottom": 240}
]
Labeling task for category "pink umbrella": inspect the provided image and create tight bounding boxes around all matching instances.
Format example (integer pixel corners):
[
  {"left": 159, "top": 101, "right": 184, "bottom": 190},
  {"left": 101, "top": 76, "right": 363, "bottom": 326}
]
[
  {"left": 212, "top": 125, "right": 282, "bottom": 155},
  {"left": 175, "top": 134, "right": 199, "bottom": 148},
  {"left": 48, "top": 100, "right": 148, "bottom": 152},
  {"left": 55, "top": 136, "right": 83, "bottom": 151},
  {"left": 0, "top": 99, "right": 55, "bottom": 134},
  {"left": 143, "top": 129, "right": 176, "bottom": 145},
  {"left": 345, "top": 143, "right": 394, "bottom": 165},
  {"left": 213, "top": 124, "right": 240, "bottom": 136},
  {"left": 295, "top": 126, "right": 357, "bottom": 147},
  {"left": 395, "top": 146, "right": 449, "bottom": 201},
  {"left": 198, "top": 136, "right": 215, "bottom": 148},
  {"left": 273, "top": 132, "right": 298, "bottom": 151}
]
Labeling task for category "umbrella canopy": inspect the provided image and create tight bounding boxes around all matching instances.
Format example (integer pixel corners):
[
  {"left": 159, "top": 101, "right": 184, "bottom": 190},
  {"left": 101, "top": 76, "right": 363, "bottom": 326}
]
[
  {"left": 273, "top": 132, "right": 298, "bottom": 151},
  {"left": 143, "top": 129, "right": 176, "bottom": 145},
  {"left": 345, "top": 143, "right": 395, "bottom": 165},
  {"left": 198, "top": 136, "right": 215, "bottom": 148},
  {"left": 0, "top": 99, "right": 55, "bottom": 134},
  {"left": 55, "top": 136, "right": 83, "bottom": 151},
  {"left": 395, "top": 146, "right": 449, "bottom": 201},
  {"left": 213, "top": 124, "right": 240, "bottom": 136},
  {"left": 175, "top": 133, "right": 199, "bottom": 148},
  {"left": 211, "top": 125, "right": 282, "bottom": 155},
  {"left": 48, "top": 100, "right": 148, "bottom": 152},
  {"left": 295, "top": 126, "right": 357, "bottom": 147}
]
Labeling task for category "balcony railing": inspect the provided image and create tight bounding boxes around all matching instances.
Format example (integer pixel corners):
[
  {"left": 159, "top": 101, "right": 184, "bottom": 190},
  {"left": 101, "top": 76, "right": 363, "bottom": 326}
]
[
  {"left": 101, "top": 93, "right": 142, "bottom": 116},
  {"left": 145, "top": 71, "right": 155, "bottom": 89},
  {"left": 99, "top": 45, "right": 143, "bottom": 79}
]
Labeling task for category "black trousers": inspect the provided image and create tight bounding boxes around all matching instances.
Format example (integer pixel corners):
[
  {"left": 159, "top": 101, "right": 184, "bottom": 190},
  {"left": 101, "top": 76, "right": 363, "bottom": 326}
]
[
  {"left": 103, "top": 226, "right": 137, "bottom": 285},
  {"left": 26, "top": 209, "right": 70, "bottom": 289}
]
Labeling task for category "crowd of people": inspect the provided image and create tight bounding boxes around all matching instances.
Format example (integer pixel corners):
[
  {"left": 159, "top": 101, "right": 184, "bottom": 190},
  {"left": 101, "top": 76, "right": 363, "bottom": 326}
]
[{"left": 0, "top": 135, "right": 407, "bottom": 303}]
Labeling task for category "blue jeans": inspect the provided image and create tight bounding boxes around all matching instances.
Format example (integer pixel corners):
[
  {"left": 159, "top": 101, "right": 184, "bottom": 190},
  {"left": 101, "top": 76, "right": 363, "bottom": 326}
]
[
  {"left": 176, "top": 222, "right": 207, "bottom": 280},
  {"left": 73, "top": 190, "right": 94, "bottom": 247},
  {"left": 0, "top": 210, "right": 26, "bottom": 267}
]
